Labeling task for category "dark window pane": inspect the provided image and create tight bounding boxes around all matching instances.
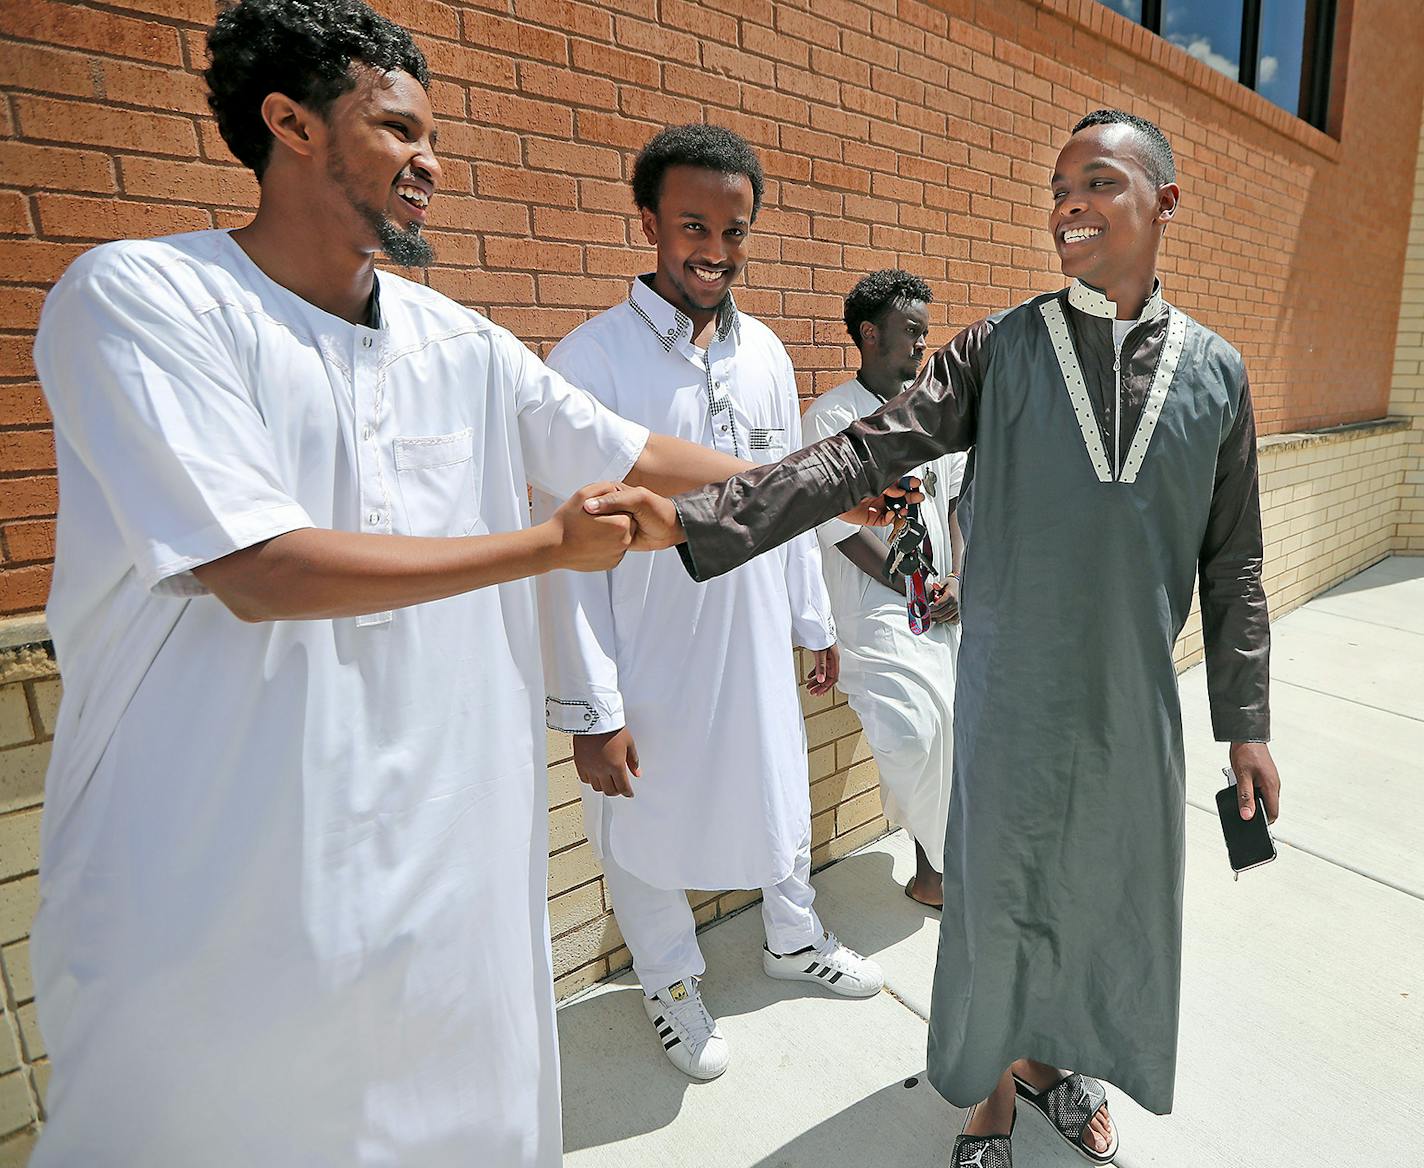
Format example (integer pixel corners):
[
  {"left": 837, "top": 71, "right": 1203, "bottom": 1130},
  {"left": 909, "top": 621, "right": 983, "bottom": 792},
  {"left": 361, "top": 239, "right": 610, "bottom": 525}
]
[
  {"left": 1100, "top": 0, "right": 1145, "bottom": 19},
  {"left": 1257, "top": 0, "right": 1308, "bottom": 116},
  {"left": 1162, "top": 0, "right": 1245, "bottom": 82}
]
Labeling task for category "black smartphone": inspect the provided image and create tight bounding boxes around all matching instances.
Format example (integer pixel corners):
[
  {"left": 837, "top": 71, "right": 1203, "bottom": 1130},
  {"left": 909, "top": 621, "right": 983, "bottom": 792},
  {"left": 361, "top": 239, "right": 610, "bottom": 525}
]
[{"left": 1215, "top": 768, "right": 1277, "bottom": 877}]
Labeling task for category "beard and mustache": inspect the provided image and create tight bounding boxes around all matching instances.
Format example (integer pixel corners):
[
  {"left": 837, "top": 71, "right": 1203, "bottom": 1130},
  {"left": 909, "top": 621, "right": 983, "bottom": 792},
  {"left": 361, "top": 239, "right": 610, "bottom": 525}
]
[{"left": 328, "top": 148, "right": 435, "bottom": 269}]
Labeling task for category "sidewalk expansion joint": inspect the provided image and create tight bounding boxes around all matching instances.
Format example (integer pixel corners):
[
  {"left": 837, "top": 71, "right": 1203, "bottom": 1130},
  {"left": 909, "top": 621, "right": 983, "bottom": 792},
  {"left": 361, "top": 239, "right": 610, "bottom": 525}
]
[
  {"left": 1272, "top": 677, "right": 1423, "bottom": 725},
  {"left": 1184, "top": 800, "right": 1423, "bottom": 903},
  {"left": 878, "top": 981, "right": 930, "bottom": 1023}
]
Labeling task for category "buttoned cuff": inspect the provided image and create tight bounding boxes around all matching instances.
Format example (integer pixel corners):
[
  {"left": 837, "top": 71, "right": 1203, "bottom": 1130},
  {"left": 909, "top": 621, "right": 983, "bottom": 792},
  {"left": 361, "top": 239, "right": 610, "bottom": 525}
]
[{"left": 545, "top": 691, "right": 624, "bottom": 735}]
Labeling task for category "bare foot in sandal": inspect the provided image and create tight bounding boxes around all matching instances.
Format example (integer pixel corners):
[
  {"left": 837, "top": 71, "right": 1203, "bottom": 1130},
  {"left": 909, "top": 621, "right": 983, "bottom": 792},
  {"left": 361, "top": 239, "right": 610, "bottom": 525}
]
[
  {"left": 904, "top": 839, "right": 943, "bottom": 908},
  {"left": 1011, "top": 1058, "right": 1115, "bottom": 1157}
]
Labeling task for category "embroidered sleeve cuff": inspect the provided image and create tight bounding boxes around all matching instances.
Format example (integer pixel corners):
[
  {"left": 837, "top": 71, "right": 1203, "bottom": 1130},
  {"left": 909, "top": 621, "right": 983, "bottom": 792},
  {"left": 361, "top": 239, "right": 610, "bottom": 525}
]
[{"left": 545, "top": 693, "right": 624, "bottom": 735}]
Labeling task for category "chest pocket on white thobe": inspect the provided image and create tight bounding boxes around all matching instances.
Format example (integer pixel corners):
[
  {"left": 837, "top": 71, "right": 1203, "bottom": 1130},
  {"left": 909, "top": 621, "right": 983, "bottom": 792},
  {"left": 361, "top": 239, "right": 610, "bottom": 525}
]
[{"left": 393, "top": 427, "right": 484, "bottom": 537}]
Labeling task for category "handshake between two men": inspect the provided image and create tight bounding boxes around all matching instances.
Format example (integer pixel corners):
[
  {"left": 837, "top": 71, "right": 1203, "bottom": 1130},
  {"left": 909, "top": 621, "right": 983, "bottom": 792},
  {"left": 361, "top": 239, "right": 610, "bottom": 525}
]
[{"left": 548, "top": 477, "right": 924, "bottom": 573}]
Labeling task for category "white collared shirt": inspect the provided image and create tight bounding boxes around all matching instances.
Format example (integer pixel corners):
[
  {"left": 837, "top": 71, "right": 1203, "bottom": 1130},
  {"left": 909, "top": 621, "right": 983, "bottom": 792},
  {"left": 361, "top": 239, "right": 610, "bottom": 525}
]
[
  {"left": 533, "top": 276, "right": 835, "bottom": 890},
  {"left": 31, "top": 229, "right": 647, "bottom": 1166}
]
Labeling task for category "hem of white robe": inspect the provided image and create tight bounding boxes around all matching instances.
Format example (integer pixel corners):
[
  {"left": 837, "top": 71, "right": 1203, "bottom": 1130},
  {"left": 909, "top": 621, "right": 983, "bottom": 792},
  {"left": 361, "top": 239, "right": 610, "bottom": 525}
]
[
  {"left": 581, "top": 767, "right": 805, "bottom": 892},
  {"left": 591, "top": 837, "right": 800, "bottom": 895}
]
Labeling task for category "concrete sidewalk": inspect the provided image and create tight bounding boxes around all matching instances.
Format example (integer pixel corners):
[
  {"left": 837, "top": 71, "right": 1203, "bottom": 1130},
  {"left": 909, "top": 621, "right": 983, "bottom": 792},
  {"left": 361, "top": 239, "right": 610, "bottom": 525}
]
[{"left": 558, "top": 556, "right": 1424, "bottom": 1167}]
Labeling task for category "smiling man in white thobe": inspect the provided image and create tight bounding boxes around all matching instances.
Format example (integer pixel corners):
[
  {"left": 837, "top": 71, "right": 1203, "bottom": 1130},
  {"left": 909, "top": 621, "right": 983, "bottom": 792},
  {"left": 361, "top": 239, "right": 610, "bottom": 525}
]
[
  {"left": 803, "top": 269, "right": 968, "bottom": 911},
  {"left": 535, "top": 126, "right": 884, "bottom": 1082},
  {"left": 27, "top": 5, "right": 759, "bottom": 1166}
]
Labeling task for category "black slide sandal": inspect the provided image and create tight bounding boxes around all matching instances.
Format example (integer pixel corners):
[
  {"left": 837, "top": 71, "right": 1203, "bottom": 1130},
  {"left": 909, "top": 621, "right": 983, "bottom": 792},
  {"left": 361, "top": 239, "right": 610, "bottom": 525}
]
[{"left": 1011, "top": 1071, "right": 1118, "bottom": 1164}]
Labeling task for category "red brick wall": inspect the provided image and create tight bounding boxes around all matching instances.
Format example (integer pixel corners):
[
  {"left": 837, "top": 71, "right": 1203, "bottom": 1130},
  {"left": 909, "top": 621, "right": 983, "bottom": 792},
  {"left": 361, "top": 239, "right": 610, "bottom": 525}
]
[{"left": 2, "top": 0, "right": 1421, "bottom": 615}]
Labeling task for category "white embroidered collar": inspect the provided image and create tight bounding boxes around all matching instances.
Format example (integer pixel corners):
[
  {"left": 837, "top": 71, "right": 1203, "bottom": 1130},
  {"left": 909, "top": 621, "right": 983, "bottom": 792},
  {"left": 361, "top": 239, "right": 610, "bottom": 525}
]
[
  {"left": 628, "top": 274, "right": 740, "bottom": 352},
  {"left": 1067, "top": 278, "right": 1165, "bottom": 321}
]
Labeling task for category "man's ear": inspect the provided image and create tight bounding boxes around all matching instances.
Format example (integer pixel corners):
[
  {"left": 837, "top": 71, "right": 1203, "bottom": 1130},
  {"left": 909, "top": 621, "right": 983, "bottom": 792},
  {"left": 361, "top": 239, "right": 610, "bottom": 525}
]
[
  {"left": 1157, "top": 181, "right": 1181, "bottom": 226},
  {"left": 639, "top": 205, "right": 658, "bottom": 248},
  {"left": 260, "top": 92, "right": 322, "bottom": 164},
  {"left": 857, "top": 319, "right": 878, "bottom": 352}
]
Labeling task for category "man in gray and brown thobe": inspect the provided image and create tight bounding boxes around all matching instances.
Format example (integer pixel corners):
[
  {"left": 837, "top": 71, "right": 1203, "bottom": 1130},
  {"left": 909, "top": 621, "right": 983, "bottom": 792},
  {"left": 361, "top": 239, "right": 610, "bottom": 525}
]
[{"left": 592, "top": 110, "right": 1283, "bottom": 1167}]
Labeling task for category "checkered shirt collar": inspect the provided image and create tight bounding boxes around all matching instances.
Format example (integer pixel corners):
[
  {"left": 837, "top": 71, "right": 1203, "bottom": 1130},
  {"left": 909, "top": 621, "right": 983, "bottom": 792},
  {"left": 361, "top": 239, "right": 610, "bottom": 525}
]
[{"left": 628, "top": 274, "right": 740, "bottom": 352}]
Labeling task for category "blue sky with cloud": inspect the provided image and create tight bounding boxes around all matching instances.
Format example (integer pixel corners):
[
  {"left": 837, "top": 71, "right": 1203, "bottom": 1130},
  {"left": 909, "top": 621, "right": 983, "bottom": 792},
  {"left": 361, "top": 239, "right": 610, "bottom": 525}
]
[{"left": 1096, "top": 0, "right": 1307, "bottom": 117}]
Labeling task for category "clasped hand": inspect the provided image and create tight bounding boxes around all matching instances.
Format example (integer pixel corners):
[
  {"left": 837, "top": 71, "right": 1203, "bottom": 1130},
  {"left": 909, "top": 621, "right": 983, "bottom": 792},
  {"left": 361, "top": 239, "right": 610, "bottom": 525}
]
[{"left": 576, "top": 477, "right": 926, "bottom": 555}]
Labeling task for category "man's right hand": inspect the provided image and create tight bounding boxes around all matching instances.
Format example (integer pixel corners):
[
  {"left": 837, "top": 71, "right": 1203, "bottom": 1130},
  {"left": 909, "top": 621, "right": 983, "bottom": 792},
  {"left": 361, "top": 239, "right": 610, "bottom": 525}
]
[
  {"left": 840, "top": 476, "right": 924, "bottom": 527},
  {"left": 584, "top": 486, "right": 684, "bottom": 550},
  {"left": 548, "top": 484, "right": 637, "bottom": 571},
  {"left": 573, "top": 727, "right": 641, "bottom": 798}
]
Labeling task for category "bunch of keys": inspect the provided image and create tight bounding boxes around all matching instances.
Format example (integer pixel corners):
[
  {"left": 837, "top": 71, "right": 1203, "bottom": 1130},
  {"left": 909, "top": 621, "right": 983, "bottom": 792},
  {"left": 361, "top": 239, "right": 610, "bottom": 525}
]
[{"left": 884, "top": 476, "right": 937, "bottom": 635}]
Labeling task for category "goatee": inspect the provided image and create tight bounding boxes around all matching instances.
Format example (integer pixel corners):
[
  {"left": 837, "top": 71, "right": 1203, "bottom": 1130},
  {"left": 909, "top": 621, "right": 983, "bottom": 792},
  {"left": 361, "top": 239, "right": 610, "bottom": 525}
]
[{"left": 374, "top": 214, "right": 434, "bottom": 268}]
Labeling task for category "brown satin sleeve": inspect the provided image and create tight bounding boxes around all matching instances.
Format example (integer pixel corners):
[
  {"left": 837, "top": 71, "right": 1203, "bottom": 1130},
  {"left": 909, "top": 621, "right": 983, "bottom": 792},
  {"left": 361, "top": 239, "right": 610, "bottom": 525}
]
[
  {"left": 1199, "top": 372, "right": 1271, "bottom": 742},
  {"left": 674, "top": 318, "right": 992, "bottom": 581}
]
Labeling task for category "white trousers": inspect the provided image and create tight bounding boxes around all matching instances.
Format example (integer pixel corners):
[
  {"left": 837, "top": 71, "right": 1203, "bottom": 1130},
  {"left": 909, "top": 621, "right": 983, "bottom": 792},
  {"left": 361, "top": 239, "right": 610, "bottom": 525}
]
[{"left": 601, "top": 825, "right": 823, "bottom": 996}]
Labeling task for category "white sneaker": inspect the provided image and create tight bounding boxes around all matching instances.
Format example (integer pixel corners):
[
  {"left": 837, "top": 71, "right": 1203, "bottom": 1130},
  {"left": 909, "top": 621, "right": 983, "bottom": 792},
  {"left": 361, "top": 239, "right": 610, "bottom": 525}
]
[
  {"left": 642, "top": 978, "right": 729, "bottom": 1080},
  {"left": 762, "top": 931, "right": 884, "bottom": 997}
]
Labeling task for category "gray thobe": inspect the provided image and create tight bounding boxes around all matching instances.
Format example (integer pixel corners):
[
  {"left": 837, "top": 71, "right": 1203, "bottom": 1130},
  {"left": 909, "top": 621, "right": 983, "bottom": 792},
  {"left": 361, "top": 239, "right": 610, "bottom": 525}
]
[{"left": 671, "top": 279, "right": 1270, "bottom": 1114}]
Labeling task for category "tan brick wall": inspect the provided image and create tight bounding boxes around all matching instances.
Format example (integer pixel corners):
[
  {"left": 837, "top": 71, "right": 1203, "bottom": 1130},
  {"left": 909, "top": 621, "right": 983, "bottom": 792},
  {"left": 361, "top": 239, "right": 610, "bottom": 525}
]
[
  {"left": 0, "top": 646, "right": 56, "bottom": 1156},
  {"left": 1172, "top": 419, "right": 1416, "bottom": 670},
  {"left": 3, "top": 0, "right": 1424, "bottom": 613},
  {"left": 1390, "top": 98, "right": 1424, "bottom": 551}
]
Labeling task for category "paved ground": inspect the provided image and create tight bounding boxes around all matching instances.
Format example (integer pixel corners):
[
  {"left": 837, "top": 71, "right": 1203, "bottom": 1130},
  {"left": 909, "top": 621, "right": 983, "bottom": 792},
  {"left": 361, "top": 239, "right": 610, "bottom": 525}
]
[{"left": 559, "top": 555, "right": 1424, "bottom": 1167}]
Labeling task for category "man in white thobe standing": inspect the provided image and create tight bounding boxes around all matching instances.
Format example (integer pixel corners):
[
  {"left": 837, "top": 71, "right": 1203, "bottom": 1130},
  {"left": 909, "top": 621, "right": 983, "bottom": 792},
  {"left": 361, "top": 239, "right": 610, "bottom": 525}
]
[
  {"left": 27, "top": 5, "right": 761, "bottom": 1165},
  {"left": 535, "top": 126, "right": 884, "bottom": 1082},
  {"left": 802, "top": 270, "right": 967, "bottom": 910}
]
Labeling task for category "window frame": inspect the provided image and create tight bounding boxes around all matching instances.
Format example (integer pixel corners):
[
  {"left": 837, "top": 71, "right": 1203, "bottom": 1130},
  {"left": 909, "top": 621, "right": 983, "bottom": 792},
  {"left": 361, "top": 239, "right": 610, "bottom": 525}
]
[{"left": 1128, "top": 0, "right": 1339, "bottom": 131}]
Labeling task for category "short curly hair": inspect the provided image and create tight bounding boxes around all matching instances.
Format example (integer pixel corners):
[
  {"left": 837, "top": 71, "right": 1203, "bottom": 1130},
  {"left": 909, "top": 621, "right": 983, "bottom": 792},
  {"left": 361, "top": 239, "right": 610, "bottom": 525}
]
[
  {"left": 206, "top": 0, "right": 429, "bottom": 179},
  {"left": 844, "top": 269, "right": 933, "bottom": 349},
  {"left": 631, "top": 125, "right": 765, "bottom": 220},
  {"left": 1072, "top": 109, "right": 1176, "bottom": 186}
]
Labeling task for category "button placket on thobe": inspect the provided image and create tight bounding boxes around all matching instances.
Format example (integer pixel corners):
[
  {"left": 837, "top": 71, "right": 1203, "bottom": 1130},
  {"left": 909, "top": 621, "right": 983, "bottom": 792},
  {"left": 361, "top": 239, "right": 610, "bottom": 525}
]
[
  {"left": 689, "top": 338, "right": 742, "bottom": 460},
  {"left": 353, "top": 325, "right": 392, "bottom": 627}
]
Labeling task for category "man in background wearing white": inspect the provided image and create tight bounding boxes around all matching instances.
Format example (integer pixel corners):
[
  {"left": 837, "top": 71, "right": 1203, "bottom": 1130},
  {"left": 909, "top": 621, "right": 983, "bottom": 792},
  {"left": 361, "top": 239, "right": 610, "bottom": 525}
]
[{"left": 803, "top": 269, "right": 967, "bottom": 910}]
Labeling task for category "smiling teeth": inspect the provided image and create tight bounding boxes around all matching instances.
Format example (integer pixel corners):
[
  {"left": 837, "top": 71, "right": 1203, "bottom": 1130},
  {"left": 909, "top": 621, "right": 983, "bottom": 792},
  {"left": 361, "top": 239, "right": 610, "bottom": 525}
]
[
  {"left": 1063, "top": 227, "right": 1101, "bottom": 243},
  {"left": 396, "top": 185, "right": 429, "bottom": 208},
  {"left": 691, "top": 267, "right": 724, "bottom": 283}
]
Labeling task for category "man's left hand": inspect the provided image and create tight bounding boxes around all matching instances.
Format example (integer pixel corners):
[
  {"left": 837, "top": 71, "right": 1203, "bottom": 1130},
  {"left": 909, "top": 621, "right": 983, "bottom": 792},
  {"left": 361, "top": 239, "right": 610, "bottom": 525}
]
[
  {"left": 1229, "top": 741, "right": 1281, "bottom": 823},
  {"left": 806, "top": 645, "right": 839, "bottom": 695},
  {"left": 928, "top": 576, "right": 960, "bottom": 624}
]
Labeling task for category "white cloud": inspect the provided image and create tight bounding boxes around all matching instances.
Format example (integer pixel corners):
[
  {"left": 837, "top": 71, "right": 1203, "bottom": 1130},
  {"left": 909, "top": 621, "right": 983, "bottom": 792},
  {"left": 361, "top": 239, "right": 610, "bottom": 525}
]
[
  {"left": 1172, "top": 35, "right": 1240, "bottom": 82},
  {"left": 1259, "top": 56, "right": 1279, "bottom": 84}
]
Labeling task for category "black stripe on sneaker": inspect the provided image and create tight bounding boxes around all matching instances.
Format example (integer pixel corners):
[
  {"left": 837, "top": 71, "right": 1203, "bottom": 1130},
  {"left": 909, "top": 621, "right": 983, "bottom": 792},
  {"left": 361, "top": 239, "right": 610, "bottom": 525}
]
[
  {"left": 803, "top": 962, "right": 820, "bottom": 976},
  {"left": 658, "top": 1026, "right": 673, "bottom": 1038},
  {"left": 664, "top": 1036, "right": 681, "bottom": 1049},
  {"left": 829, "top": 971, "right": 844, "bottom": 984}
]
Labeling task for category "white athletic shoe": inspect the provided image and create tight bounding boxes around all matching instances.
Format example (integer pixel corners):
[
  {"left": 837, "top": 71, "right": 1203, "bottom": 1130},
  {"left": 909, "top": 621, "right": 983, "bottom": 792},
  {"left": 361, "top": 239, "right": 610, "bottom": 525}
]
[
  {"left": 762, "top": 931, "right": 884, "bottom": 997},
  {"left": 643, "top": 978, "right": 729, "bottom": 1080}
]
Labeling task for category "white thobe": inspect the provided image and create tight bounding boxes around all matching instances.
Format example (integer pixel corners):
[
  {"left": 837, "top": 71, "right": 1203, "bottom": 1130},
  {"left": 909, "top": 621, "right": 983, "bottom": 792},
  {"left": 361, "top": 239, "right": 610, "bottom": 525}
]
[
  {"left": 30, "top": 230, "right": 648, "bottom": 1168},
  {"left": 802, "top": 378, "right": 966, "bottom": 871},
  {"left": 535, "top": 277, "right": 835, "bottom": 891}
]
